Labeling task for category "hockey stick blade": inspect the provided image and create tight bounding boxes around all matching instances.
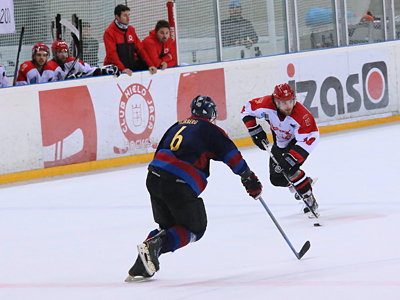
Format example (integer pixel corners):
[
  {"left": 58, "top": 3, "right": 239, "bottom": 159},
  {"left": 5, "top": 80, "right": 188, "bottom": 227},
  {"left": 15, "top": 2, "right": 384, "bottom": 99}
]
[
  {"left": 297, "top": 240, "right": 311, "bottom": 259},
  {"left": 259, "top": 196, "right": 310, "bottom": 260},
  {"left": 60, "top": 19, "right": 80, "bottom": 39}
]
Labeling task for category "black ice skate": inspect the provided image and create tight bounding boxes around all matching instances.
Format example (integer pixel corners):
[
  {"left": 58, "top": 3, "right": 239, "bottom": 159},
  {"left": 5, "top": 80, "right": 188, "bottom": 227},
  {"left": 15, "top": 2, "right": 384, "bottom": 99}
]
[
  {"left": 137, "top": 230, "right": 165, "bottom": 277},
  {"left": 125, "top": 255, "right": 153, "bottom": 282},
  {"left": 302, "top": 192, "right": 319, "bottom": 219}
]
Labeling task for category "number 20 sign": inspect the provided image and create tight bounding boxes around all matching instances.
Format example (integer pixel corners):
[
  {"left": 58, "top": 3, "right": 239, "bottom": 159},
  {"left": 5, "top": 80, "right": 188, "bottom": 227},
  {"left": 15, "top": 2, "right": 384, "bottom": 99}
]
[{"left": 0, "top": 0, "right": 15, "bottom": 34}]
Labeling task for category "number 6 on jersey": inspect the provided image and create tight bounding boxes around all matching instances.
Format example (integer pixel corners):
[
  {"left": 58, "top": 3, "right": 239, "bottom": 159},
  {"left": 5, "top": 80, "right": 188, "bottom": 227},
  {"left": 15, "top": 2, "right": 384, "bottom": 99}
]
[{"left": 170, "top": 126, "right": 186, "bottom": 151}]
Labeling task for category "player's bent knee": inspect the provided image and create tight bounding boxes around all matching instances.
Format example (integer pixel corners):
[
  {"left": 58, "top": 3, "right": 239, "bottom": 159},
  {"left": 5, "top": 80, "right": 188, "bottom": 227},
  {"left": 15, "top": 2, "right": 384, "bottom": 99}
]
[{"left": 270, "top": 175, "right": 288, "bottom": 187}]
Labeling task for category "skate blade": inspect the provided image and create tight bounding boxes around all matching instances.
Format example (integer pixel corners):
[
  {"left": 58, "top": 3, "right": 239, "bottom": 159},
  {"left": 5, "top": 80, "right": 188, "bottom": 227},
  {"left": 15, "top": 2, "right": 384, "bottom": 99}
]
[
  {"left": 306, "top": 209, "right": 320, "bottom": 219},
  {"left": 125, "top": 275, "right": 152, "bottom": 283},
  {"left": 137, "top": 243, "right": 156, "bottom": 276}
]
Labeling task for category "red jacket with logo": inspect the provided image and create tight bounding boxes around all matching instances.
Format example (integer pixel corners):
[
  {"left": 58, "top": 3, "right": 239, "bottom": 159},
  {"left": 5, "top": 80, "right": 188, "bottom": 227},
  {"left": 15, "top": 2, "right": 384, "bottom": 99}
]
[
  {"left": 142, "top": 29, "right": 177, "bottom": 69},
  {"left": 103, "top": 20, "right": 154, "bottom": 72}
]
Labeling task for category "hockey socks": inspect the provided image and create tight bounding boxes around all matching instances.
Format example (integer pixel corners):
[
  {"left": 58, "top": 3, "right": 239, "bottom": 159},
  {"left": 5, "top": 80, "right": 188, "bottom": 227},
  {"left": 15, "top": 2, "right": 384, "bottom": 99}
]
[
  {"left": 289, "top": 170, "right": 312, "bottom": 196},
  {"left": 147, "top": 225, "right": 205, "bottom": 254}
]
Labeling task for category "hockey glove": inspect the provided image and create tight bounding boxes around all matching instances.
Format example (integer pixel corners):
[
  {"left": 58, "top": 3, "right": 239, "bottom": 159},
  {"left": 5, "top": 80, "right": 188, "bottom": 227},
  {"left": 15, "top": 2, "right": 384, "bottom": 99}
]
[
  {"left": 241, "top": 171, "right": 262, "bottom": 199},
  {"left": 278, "top": 153, "right": 299, "bottom": 175},
  {"left": 66, "top": 72, "right": 84, "bottom": 80},
  {"left": 100, "top": 64, "right": 120, "bottom": 77},
  {"left": 248, "top": 124, "right": 268, "bottom": 150}
]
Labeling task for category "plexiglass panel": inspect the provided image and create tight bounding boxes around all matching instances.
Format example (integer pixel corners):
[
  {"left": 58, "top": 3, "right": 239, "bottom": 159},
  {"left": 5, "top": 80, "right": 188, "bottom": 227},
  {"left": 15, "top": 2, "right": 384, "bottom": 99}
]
[
  {"left": 347, "top": 0, "right": 385, "bottom": 45},
  {"left": 297, "top": 0, "right": 338, "bottom": 50},
  {"left": 219, "top": 0, "right": 287, "bottom": 60}
]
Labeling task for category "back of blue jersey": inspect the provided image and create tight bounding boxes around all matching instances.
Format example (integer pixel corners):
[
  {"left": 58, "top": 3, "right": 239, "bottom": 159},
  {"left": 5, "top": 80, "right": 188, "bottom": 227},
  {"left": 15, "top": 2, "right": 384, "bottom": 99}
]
[{"left": 150, "top": 117, "right": 248, "bottom": 195}]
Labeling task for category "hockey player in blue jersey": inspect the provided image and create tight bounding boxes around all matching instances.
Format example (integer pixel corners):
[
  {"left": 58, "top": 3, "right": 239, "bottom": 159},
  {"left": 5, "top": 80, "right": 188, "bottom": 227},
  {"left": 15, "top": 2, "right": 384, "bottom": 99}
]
[{"left": 125, "top": 95, "right": 262, "bottom": 281}]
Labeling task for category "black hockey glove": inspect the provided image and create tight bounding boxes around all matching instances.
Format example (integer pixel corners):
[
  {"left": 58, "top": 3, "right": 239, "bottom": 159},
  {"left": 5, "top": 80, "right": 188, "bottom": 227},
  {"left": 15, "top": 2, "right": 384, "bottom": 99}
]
[
  {"left": 278, "top": 153, "right": 299, "bottom": 175},
  {"left": 241, "top": 171, "right": 262, "bottom": 199},
  {"left": 100, "top": 64, "right": 120, "bottom": 77},
  {"left": 66, "top": 72, "right": 84, "bottom": 80},
  {"left": 248, "top": 124, "right": 268, "bottom": 150}
]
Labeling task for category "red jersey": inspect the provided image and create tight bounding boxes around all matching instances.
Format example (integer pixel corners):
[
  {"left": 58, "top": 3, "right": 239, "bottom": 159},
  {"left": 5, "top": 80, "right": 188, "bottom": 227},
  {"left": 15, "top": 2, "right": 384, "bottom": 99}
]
[
  {"left": 241, "top": 95, "right": 319, "bottom": 163},
  {"left": 142, "top": 29, "right": 177, "bottom": 68},
  {"left": 103, "top": 20, "right": 154, "bottom": 71}
]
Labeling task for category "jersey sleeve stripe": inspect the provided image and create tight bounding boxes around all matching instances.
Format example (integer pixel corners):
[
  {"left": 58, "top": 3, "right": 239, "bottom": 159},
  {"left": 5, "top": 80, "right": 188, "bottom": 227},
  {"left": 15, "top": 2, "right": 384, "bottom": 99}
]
[{"left": 223, "top": 150, "right": 248, "bottom": 175}]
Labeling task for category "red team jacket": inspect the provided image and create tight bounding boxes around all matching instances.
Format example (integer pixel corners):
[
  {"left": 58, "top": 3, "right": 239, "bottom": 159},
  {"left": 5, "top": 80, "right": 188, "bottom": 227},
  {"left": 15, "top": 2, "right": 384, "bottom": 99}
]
[
  {"left": 142, "top": 29, "right": 177, "bottom": 68},
  {"left": 103, "top": 20, "right": 154, "bottom": 71},
  {"left": 241, "top": 95, "right": 319, "bottom": 163}
]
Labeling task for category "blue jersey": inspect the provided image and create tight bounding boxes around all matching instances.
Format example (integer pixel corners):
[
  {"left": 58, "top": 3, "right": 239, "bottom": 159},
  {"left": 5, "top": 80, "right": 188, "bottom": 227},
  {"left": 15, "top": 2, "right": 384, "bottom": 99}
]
[{"left": 149, "top": 116, "right": 249, "bottom": 195}]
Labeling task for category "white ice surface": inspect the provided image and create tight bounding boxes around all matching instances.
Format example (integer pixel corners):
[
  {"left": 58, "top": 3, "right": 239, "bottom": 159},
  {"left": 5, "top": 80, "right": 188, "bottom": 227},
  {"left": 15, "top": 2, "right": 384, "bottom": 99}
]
[{"left": 1, "top": 122, "right": 400, "bottom": 299}]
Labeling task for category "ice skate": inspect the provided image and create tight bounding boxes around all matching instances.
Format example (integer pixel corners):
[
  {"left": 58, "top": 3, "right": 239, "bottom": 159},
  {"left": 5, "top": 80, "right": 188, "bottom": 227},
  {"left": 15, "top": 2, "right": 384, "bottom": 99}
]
[
  {"left": 302, "top": 192, "right": 319, "bottom": 219},
  {"left": 137, "top": 230, "right": 165, "bottom": 277},
  {"left": 125, "top": 255, "right": 153, "bottom": 282}
]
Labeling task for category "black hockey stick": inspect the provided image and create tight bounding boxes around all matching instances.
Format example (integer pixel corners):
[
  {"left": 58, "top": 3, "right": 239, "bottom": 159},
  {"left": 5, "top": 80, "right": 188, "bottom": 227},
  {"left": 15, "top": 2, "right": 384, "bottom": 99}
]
[
  {"left": 263, "top": 141, "right": 319, "bottom": 219},
  {"left": 64, "top": 33, "right": 81, "bottom": 79},
  {"left": 259, "top": 196, "right": 310, "bottom": 259},
  {"left": 60, "top": 19, "right": 81, "bottom": 79},
  {"left": 12, "top": 26, "right": 25, "bottom": 86}
]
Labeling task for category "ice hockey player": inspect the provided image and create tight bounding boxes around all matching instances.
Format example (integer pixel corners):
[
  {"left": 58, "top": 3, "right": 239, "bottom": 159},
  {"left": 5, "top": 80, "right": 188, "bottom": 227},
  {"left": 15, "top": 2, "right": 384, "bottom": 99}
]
[
  {"left": 0, "top": 65, "right": 8, "bottom": 87},
  {"left": 48, "top": 40, "right": 120, "bottom": 80},
  {"left": 241, "top": 83, "right": 319, "bottom": 217},
  {"left": 125, "top": 95, "right": 262, "bottom": 281},
  {"left": 16, "top": 43, "right": 57, "bottom": 85}
]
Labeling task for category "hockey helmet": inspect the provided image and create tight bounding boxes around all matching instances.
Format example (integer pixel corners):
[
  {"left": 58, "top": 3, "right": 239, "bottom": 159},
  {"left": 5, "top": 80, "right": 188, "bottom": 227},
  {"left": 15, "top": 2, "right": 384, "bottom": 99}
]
[
  {"left": 32, "top": 43, "right": 49, "bottom": 56},
  {"left": 190, "top": 95, "right": 217, "bottom": 122},
  {"left": 51, "top": 40, "right": 69, "bottom": 52},
  {"left": 272, "top": 83, "right": 295, "bottom": 102}
]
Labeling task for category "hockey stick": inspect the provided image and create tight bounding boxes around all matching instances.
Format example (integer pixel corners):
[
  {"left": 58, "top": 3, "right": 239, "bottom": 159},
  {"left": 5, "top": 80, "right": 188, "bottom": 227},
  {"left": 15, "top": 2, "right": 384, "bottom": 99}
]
[
  {"left": 60, "top": 19, "right": 81, "bottom": 79},
  {"left": 60, "top": 19, "right": 80, "bottom": 39},
  {"left": 12, "top": 26, "right": 25, "bottom": 86},
  {"left": 262, "top": 141, "right": 319, "bottom": 219},
  {"left": 258, "top": 195, "right": 310, "bottom": 259}
]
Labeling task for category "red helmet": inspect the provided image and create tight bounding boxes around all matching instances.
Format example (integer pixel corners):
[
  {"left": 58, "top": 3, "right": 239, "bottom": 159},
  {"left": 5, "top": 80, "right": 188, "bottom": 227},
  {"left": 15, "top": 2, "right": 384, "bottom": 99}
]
[
  {"left": 32, "top": 43, "right": 49, "bottom": 55},
  {"left": 273, "top": 83, "right": 295, "bottom": 101},
  {"left": 51, "top": 40, "right": 69, "bottom": 51}
]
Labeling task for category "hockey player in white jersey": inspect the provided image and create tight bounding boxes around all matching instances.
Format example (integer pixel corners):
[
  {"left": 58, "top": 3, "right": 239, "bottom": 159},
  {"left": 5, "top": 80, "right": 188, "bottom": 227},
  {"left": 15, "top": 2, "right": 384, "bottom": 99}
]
[
  {"left": 241, "top": 83, "right": 320, "bottom": 217},
  {"left": 16, "top": 43, "right": 57, "bottom": 85},
  {"left": 0, "top": 65, "right": 8, "bottom": 87},
  {"left": 49, "top": 40, "right": 119, "bottom": 80}
]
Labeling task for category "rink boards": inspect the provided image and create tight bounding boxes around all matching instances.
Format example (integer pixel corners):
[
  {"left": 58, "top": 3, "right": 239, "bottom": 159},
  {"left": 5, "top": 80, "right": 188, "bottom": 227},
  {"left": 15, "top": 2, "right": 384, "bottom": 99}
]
[{"left": 0, "top": 40, "right": 399, "bottom": 183}]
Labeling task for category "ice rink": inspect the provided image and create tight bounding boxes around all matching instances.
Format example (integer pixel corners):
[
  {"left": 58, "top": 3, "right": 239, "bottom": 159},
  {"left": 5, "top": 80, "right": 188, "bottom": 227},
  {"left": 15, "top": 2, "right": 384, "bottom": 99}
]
[{"left": 1, "top": 121, "right": 400, "bottom": 300}]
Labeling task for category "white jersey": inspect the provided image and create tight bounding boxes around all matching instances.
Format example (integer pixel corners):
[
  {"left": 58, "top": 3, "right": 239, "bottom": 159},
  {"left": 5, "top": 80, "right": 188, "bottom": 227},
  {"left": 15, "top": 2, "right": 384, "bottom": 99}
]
[
  {"left": 0, "top": 65, "right": 8, "bottom": 87},
  {"left": 16, "top": 61, "right": 57, "bottom": 85},
  {"left": 49, "top": 57, "right": 98, "bottom": 80},
  {"left": 241, "top": 95, "right": 319, "bottom": 161}
]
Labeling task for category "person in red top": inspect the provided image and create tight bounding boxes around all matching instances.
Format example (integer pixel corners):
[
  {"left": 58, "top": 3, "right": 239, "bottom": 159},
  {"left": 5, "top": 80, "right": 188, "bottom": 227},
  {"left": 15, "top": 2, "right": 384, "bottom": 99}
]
[
  {"left": 103, "top": 4, "right": 157, "bottom": 76},
  {"left": 142, "top": 20, "right": 177, "bottom": 70}
]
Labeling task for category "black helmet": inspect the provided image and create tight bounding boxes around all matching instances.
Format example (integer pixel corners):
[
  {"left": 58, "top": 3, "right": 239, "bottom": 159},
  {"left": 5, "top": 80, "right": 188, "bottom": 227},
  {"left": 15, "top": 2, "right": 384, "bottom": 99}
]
[{"left": 190, "top": 95, "right": 218, "bottom": 121}]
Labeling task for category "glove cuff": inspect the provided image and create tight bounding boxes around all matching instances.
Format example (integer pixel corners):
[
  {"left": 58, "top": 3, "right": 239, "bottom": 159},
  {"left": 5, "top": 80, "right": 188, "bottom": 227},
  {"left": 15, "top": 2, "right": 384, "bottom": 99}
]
[
  {"left": 248, "top": 124, "right": 263, "bottom": 136},
  {"left": 239, "top": 167, "right": 252, "bottom": 180}
]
